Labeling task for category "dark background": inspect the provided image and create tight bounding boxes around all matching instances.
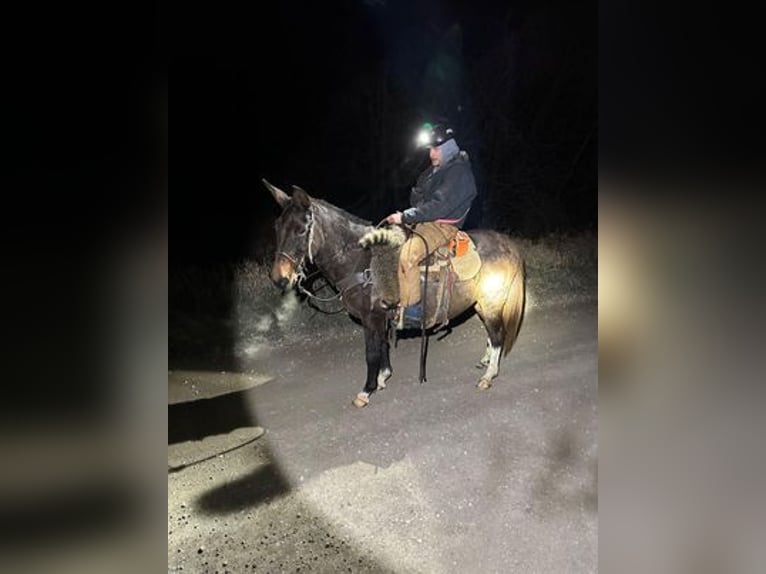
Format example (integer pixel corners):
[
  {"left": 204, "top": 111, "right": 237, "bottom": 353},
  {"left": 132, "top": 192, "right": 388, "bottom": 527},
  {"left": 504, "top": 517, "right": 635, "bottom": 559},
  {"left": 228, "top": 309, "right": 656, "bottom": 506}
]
[{"left": 174, "top": 0, "right": 597, "bottom": 264}]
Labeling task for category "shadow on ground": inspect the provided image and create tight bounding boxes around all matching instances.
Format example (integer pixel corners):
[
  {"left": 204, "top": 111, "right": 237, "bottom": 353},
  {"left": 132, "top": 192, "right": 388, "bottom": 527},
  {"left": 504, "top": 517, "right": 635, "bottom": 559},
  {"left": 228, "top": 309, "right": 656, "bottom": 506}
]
[
  {"left": 169, "top": 391, "right": 258, "bottom": 445},
  {"left": 169, "top": 258, "right": 393, "bottom": 572}
]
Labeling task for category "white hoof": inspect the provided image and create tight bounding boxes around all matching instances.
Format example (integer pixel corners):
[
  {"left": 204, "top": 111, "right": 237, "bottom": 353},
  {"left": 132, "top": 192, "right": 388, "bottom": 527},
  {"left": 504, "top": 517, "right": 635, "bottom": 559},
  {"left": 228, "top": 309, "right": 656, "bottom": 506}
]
[
  {"left": 352, "top": 392, "right": 370, "bottom": 408},
  {"left": 477, "top": 378, "right": 493, "bottom": 390}
]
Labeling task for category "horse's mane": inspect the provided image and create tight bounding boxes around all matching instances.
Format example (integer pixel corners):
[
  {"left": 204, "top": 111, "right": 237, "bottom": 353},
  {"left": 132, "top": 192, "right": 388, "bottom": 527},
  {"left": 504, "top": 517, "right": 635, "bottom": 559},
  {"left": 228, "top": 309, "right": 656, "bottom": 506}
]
[{"left": 314, "top": 199, "right": 371, "bottom": 227}]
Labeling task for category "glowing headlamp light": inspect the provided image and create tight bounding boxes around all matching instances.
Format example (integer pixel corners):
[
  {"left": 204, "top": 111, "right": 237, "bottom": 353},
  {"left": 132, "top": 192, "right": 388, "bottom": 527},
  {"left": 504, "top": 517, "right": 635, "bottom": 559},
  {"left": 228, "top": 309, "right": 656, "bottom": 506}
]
[
  {"left": 415, "top": 122, "right": 434, "bottom": 148},
  {"left": 416, "top": 129, "right": 431, "bottom": 147}
]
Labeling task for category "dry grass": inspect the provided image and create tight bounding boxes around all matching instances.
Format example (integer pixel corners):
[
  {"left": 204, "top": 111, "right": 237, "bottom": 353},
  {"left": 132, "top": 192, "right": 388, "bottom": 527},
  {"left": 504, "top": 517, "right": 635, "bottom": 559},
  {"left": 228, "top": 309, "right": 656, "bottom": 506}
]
[
  {"left": 169, "top": 261, "right": 358, "bottom": 367},
  {"left": 517, "top": 231, "right": 597, "bottom": 308}
]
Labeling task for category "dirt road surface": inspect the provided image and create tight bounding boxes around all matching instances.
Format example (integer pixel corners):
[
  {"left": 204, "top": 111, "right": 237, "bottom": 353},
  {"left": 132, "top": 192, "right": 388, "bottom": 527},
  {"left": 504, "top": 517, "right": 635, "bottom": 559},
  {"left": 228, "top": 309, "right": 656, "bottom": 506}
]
[{"left": 169, "top": 299, "right": 597, "bottom": 573}]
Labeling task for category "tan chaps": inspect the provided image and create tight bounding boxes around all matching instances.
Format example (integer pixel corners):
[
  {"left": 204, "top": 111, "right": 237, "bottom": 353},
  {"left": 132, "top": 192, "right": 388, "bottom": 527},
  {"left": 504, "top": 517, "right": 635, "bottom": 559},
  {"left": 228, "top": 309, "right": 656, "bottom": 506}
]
[{"left": 398, "top": 222, "right": 458, "bottom": 306}]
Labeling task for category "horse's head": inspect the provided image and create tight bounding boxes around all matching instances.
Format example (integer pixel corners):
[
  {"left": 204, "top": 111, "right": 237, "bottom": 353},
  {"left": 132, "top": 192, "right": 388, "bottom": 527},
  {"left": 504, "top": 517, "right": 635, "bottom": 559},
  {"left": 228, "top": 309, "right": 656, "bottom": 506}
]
[{"left": 263, "top": 178, "right": 314, "bottom": 291}]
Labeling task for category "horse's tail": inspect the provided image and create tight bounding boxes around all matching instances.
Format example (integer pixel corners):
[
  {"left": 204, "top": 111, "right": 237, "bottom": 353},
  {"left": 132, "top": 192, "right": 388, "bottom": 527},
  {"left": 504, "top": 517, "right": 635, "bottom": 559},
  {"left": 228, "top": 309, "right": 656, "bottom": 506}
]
[{"left": 501, "top": 260, "right": 526, "bottom": 356}]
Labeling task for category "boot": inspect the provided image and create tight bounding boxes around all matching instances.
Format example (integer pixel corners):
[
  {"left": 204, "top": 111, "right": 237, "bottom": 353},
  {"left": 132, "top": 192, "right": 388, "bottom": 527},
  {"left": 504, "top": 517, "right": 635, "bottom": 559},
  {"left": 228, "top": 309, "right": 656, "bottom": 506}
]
[{"left": 396, "top": 302, "right": 423, "bottom": 330}]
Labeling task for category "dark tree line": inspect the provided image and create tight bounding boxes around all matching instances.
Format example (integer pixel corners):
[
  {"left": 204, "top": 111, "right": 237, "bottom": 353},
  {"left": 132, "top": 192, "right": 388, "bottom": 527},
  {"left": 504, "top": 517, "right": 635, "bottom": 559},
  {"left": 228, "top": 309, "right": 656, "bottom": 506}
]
[
  {"left": 288, "top": 2, "right": 595, "bottom": 237},
  {"left": 174, "top": 1, "right": 596, "bottom": 263}
]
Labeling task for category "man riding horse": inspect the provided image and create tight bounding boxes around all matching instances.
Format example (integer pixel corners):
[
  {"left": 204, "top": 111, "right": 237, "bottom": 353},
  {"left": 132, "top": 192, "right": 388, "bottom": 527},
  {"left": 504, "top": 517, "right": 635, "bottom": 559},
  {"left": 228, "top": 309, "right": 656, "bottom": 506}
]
[
  {"left": 264, "top": 120, "right": 524, "bottom": 404},
  {"left": 384, "top": 122, "right": 478, "bottom": 325}
]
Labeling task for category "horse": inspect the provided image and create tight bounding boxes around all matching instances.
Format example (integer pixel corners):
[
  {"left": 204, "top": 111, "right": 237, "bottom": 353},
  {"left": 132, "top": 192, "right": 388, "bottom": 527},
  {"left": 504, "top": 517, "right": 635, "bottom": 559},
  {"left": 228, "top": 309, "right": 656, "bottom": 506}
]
[{"left": 263, "top": 179, "right": 525, "bottom": 408}]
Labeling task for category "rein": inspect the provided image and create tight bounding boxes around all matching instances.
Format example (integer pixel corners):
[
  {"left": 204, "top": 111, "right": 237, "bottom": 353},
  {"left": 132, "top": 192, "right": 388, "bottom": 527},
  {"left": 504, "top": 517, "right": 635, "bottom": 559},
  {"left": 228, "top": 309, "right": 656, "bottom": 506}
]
[
  {"left": 279, "top": 250, "right": 342, "bottom": 303},
  {"left": 407, "top": 226, "right": 431, "bottom": 384},
  {"left": 280, "top": 207, "right": 373, "bottom": 311}
]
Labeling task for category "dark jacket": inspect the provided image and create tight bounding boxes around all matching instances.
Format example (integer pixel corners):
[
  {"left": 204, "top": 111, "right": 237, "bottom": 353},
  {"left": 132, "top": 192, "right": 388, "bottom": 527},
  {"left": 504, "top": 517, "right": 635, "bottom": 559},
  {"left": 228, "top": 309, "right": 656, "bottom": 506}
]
[{"left": 402, "top": 151, "right": 477, "bottom": 228}]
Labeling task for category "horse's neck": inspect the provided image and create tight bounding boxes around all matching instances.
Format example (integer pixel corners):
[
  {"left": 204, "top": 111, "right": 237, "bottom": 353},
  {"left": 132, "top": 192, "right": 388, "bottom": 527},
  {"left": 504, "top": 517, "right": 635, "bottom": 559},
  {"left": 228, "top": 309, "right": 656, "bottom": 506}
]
[{"left": 312, "top": 206, "right": 371, "bottom": 285}]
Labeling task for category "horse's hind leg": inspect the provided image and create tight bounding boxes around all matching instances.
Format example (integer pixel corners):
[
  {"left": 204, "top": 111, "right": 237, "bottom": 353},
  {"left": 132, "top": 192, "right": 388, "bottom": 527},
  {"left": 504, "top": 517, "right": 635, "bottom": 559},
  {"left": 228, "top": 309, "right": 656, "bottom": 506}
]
[
  {"left": 475, "top": 309, "right": 504, "bottom": 390},
  {"left": 477, "top": 339, "right": 491, "bottom": 369}
]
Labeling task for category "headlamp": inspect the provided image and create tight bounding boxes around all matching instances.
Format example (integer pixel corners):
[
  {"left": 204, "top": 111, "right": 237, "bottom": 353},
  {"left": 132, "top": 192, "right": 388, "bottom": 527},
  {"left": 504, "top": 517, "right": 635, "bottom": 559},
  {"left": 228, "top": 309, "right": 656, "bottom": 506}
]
[{"left": 416, "top": 129, "right": 431, "bottom": 147}]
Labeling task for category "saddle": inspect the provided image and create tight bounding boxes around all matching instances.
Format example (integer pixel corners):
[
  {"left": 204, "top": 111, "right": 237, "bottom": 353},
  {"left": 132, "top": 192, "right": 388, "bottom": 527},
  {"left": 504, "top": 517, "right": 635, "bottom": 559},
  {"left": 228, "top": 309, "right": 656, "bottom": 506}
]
[
  {"left": 419, "top": 231, "right": 481, "bottom": 280},
  {"left": 412, "top": 231, "right": 482, "bottom": 330}
]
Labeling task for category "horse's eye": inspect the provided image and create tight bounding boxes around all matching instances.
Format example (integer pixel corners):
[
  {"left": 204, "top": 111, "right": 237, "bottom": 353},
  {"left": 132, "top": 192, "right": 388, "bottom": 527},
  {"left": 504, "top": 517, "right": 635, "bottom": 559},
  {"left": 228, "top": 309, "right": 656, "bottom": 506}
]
[{"left": 297, "top": 227, "right": 308, "bottom": 236}]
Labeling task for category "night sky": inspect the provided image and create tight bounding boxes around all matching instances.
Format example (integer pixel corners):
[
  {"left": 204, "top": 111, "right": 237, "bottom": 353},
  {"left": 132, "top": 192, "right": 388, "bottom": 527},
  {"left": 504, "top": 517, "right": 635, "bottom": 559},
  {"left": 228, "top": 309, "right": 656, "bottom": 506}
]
[{"left": 174, "top": 0, "right": 596, "bottom": 263}]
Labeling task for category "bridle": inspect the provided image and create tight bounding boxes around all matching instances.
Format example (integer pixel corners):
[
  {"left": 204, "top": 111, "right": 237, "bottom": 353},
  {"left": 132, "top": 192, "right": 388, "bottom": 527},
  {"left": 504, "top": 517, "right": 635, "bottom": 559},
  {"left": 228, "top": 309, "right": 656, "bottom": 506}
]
[
  {"left": 276, "top": 206, "right": 370, "bottom": 306},
  {"left": 278, "top": 205, "right": 315, "bottom": 266},
  {"left": 276, "top": 206, "right": 314, "bottom": 288}
]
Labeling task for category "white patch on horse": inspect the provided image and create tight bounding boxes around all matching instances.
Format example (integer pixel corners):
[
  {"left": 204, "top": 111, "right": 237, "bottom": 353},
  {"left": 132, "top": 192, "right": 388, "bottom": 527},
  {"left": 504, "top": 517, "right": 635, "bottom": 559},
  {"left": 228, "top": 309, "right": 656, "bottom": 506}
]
[
  {"left": 479, "top": 338, "right": 492, "bottom": 366},
  {"left": 377, "top": 367, "right": 392, "bottom": 389},
  {"left": 482, "top": 345, "right": 501, "bottom": 381}
]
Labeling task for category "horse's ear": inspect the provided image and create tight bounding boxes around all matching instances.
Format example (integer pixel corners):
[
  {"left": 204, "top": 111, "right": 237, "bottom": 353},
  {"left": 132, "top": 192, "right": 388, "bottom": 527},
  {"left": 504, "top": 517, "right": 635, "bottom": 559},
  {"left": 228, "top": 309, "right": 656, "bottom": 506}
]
[
  {"left": 291, "top": 185, "right": 312, "bottom": 209},
  {"left": 262, "top": 178, "right": 290, "bottom": 208}
]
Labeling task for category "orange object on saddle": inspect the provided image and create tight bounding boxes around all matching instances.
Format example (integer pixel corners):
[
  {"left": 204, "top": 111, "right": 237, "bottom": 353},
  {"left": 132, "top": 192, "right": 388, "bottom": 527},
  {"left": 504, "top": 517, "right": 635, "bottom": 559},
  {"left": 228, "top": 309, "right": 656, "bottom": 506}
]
[{"left": 449, "top": 231, "right": 470, "bottom": 257}]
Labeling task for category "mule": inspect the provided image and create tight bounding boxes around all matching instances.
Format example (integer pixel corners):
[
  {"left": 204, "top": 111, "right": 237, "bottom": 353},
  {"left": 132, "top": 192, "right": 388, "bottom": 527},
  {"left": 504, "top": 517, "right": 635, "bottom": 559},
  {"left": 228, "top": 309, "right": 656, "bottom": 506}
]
[{"left": 263, "top": 179, "right": 525, "bottom": 407}]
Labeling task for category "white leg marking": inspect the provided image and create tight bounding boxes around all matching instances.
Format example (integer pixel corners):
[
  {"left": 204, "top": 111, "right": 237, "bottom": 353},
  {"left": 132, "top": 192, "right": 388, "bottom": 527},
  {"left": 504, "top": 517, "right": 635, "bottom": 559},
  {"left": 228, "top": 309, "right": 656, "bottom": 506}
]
[
  {"left": 480, "top": 345, "right": 501, "bottom": 385},
  {"left": 377, "top": 367, "right": 392, "bottom": 390},
  {"left": 477, "top": 338, "right": 491, "bottom": 368},
  {"left": 482, "top": 339, "right": 492, "bottom": 364}
]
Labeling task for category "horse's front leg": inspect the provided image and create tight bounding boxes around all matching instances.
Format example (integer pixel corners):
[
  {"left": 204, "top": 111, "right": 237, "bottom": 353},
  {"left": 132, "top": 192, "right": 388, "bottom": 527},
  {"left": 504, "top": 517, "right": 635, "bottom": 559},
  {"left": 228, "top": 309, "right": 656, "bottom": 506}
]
[
  {"left": 353, "top": 313, "right": 387, "bottom": 408},
  {"left": 376, "top": 321, "right": 393, "bottom": 390}
]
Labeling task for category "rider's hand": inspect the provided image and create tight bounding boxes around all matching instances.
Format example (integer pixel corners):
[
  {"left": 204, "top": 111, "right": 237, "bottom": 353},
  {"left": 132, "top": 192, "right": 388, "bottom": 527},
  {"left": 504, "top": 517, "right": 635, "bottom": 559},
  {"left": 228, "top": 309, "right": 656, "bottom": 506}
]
[{"left": 385, "top": 212, "right": 403, "bottom": 225}]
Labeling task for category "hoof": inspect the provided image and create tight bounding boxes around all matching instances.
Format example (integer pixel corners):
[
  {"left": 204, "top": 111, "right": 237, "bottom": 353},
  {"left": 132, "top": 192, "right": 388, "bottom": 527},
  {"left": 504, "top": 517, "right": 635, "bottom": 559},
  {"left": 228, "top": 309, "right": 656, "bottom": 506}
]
[
  {"left": 477, "top": 378, "right": 493, "bottom": 390},
  {"left": 352, "top": 392, "right": 370, "bottom": 408}
]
